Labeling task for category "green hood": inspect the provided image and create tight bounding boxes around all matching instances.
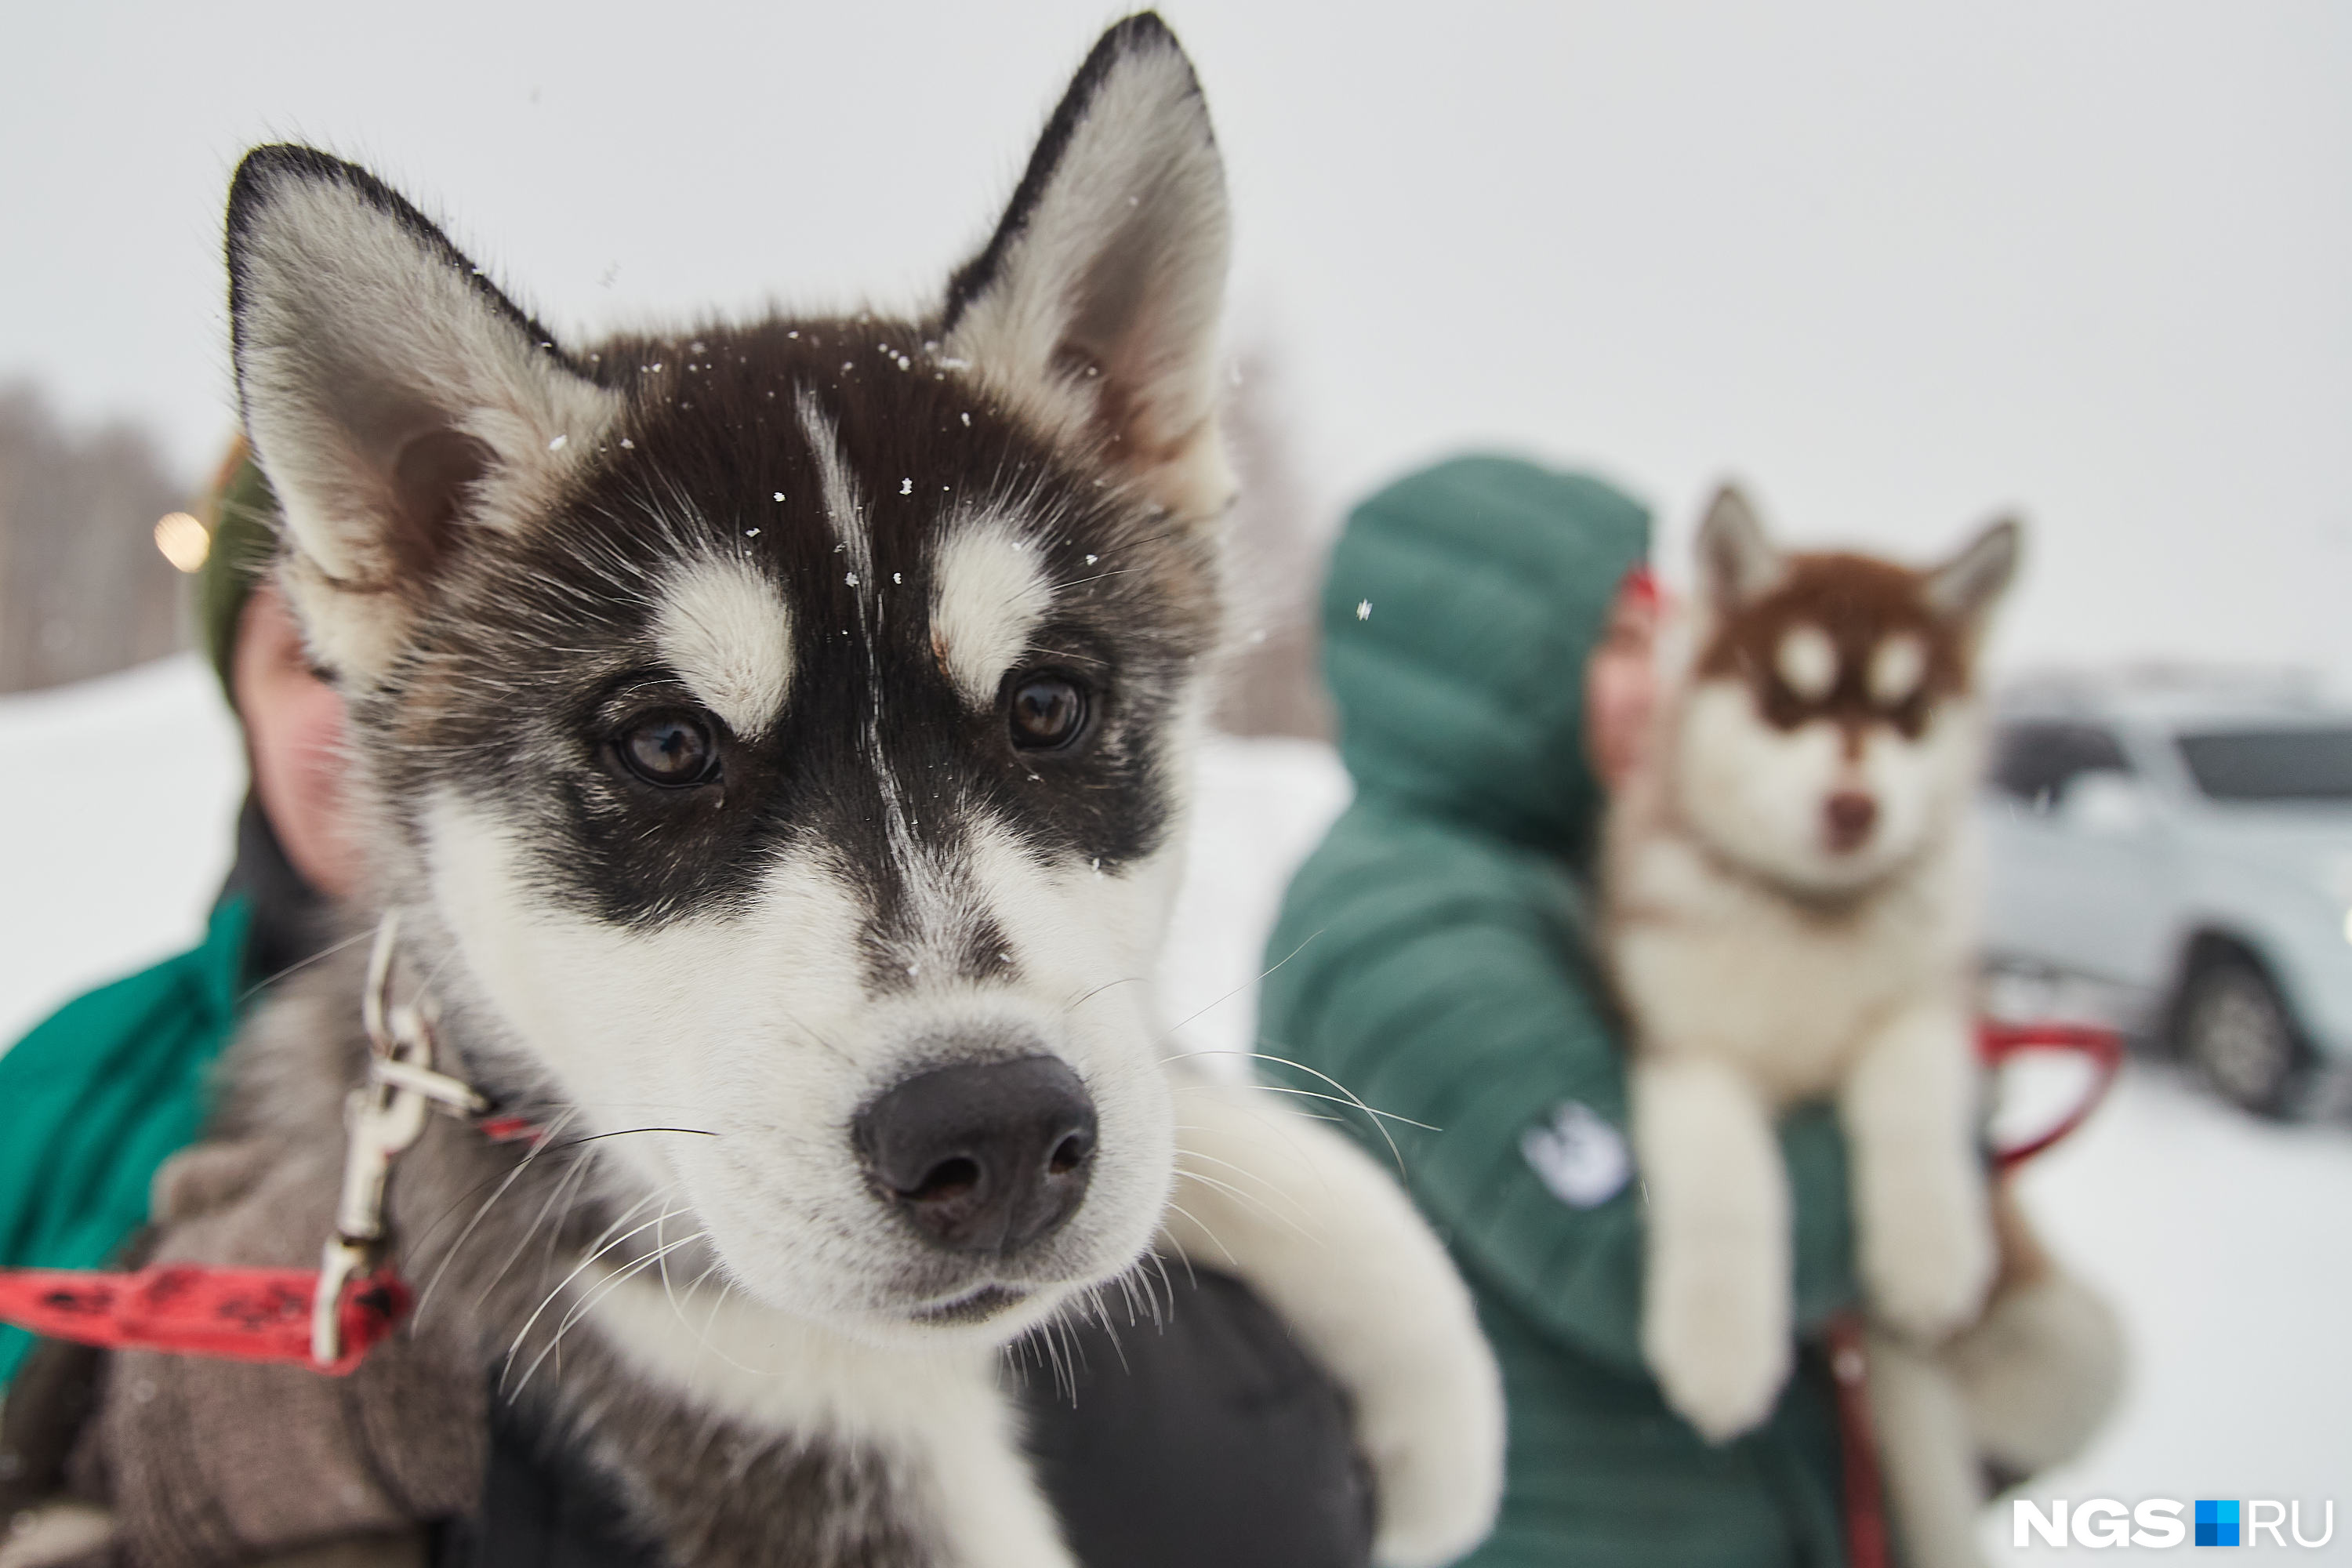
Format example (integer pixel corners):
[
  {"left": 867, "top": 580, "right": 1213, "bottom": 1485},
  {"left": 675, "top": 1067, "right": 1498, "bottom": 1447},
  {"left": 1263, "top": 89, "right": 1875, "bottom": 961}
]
[{"left": 1319, "top": 454, "right": 1650, "bottom": 862}]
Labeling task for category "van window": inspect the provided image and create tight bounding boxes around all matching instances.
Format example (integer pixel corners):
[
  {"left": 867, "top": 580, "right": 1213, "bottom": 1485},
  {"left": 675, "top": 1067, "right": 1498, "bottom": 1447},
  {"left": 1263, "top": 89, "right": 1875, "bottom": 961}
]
[
  {"left": 1989, "top": 723, "right": 2132, "bottom": 811},
  {"left": 2176, "top": 728, "right": 2352, "bottom": 802}
]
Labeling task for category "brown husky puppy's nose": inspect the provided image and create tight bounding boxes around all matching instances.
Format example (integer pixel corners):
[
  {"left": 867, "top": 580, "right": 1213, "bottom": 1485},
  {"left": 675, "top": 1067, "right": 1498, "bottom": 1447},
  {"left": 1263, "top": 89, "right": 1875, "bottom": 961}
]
[
  {"left": 1824, "top": 791, "right": 1879, "bottom": 852},
  {"left": 855, "top": 1056, "right": 1098, "bottom": 1254}
]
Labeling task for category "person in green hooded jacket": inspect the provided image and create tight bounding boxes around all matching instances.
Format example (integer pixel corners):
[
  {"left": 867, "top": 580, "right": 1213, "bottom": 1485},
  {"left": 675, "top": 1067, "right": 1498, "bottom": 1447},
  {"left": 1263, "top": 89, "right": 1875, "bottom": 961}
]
[
  {"left": 1259, "top": 455, "right": 1863, "bottom": 1567},
  {"left": 0, "top": 448, "right": 344, "bottom": 1395}
]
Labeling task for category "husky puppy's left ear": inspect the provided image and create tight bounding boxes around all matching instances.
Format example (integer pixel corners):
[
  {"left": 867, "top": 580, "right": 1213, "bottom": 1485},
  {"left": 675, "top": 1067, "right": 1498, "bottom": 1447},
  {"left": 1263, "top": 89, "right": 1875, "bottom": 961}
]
[
  {"left": 1923, "top": 516, "right": 2023, "bottom": 643},
  {"left": 942, "top": 13, "right": 1232, "bottom": 524},
  {"left": 226, "top": 145, "right": 619, "bottom": 683},
  {"left": 1696, "top": 482, "right": 1784, "bottom": 605}
]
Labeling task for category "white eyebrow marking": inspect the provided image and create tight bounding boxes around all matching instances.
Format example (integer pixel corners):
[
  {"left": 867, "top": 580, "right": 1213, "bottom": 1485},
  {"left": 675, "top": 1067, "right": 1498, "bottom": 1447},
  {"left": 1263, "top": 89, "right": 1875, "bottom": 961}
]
[
  {"left": 1773, "top": 622, "right": 1838, "bottom": 701},
  {"left": 795, "top": 390, "right": 869, "bottom": 583},
  {"left": 654, "top": 559, "right": 793, "bottom": 738},
  {"left": 931, "top": 513, "right": 1053, "bottom": 706},
  {"left": 1869, "top": 632, "right": 1928, "bottom": 706}
]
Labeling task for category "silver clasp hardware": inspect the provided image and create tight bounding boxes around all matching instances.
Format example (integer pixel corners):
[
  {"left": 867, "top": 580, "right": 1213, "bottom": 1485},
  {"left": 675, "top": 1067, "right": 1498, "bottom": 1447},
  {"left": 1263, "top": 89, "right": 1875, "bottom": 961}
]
[{"left": 311, "top": 913, "right": 488, "bottom": 1367}]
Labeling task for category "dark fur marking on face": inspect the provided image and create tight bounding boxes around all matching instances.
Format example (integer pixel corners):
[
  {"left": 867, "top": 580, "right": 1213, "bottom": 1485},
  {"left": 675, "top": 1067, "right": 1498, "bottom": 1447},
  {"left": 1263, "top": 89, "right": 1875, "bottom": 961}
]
[
  {"left": 365, "top": 318, "right": 1217, "bottom": 966},
  {"left": 1697, "top": 553, "right": 1970, "bottom": 741}
]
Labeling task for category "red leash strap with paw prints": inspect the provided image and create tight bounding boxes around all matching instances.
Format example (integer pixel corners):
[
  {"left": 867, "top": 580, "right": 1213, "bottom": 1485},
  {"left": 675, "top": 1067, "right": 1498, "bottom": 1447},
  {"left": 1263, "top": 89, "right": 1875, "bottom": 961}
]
[
  {"left": 0, "top": 1264, "right": 409, "bottom": 1376},
  {"left": 0, "top": 916, "right": 535, "bottom": 1376}
]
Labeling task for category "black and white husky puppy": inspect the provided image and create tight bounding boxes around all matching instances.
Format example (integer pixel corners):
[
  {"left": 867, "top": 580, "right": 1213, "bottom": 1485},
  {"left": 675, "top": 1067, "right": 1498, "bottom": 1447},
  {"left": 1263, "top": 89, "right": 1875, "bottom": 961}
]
[{"left": 180, "top": 16, "right": 1499, "bottom": 1566}]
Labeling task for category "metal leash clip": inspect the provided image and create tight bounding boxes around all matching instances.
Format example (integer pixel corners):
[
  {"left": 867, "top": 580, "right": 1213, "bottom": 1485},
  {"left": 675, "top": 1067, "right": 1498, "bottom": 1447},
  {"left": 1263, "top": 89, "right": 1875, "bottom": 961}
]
[{"left": 312, "top": 913, "right": 488, "bottom": 1368}]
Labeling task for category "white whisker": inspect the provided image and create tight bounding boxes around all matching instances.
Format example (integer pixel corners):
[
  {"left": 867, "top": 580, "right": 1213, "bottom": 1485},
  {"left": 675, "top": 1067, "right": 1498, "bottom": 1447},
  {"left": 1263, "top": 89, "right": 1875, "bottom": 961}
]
[
  {"left": 1161, "top": 1200, "right": 1236, "bottom": 1268},
  {"left": 416, "top": 1106, "right": 583, "bottom": 1321},
  {"left": 501, "top": 1193, "right": 677, "bottom": 1393},
  {"left": 507, "top": 1222, "right": 703, "bottom": 1399},
  {"left": 1174, "top": 1163, "right": 1323, "bottom": 1246}
]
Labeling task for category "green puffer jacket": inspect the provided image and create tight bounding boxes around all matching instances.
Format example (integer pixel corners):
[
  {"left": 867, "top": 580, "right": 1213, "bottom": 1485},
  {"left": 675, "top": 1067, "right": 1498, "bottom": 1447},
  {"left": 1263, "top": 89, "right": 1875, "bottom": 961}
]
[
  {"left": 0, "top": 898, "right": 252, "bottom": 1388},
  {"left": 1260, "top": 456, "right": 1861, "bottom": 1567}
]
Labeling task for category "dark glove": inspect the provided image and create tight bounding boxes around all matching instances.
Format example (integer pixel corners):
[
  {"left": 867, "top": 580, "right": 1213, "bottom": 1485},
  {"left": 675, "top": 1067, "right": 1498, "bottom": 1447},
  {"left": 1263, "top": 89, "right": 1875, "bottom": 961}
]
[{"left": 1014, "top": 1260, "right": 1375, "bottom": 1568}]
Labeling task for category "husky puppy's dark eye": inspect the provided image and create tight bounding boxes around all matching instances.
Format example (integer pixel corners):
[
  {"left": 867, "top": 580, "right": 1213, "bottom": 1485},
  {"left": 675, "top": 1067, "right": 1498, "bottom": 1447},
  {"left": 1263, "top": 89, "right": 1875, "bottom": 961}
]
[
  {"left": 615, "top": 711, "right": 720, "bottom": 787},
  {"left": 1007, "top": 673, "right": 1088, "bottom": 750}
]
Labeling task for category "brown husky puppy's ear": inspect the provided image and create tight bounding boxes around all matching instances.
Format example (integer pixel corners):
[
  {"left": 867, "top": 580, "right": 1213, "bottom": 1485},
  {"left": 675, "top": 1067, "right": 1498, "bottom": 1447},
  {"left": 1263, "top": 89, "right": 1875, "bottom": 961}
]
[
  {"left": 1923, "top": 517, "right": 2024, "bottom": 650},
  {"left": 942, "top": 14, "right": 1232, "bottom": 526},
  {"left": 1696, "top": 483, "right": 1784, "bottom": 605},
  {"left": 226, "top": 146, "right": 620, "bottom": 684}
]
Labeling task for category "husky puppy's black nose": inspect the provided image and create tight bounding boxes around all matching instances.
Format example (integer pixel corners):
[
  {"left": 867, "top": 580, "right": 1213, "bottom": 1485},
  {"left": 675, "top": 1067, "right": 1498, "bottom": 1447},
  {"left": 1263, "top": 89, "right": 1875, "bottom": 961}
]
[
  {"left": 1824, "top": 789, "right": 1879, "bottom": 851},
  {"left": 855, "top": 1056, "right": 1098, "bottom": 1254}
]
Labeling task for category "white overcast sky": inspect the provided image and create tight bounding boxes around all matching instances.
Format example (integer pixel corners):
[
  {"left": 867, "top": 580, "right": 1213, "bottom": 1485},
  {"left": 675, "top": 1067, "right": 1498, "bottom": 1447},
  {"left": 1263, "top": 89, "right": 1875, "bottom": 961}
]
[{"left": 6, "top": 2, "right": 2348, "bottom": 681}]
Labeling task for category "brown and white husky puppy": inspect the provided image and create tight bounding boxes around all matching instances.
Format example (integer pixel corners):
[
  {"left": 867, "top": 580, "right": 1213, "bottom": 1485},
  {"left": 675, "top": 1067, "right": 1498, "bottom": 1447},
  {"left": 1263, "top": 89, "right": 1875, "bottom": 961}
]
[
  {"left": 113, "top": 16, "right": 1501, "bottom": 1566},
  {"left": 1602, "top": 485, "right": 2020, "bottom": 1444},
  {"left": 1604, "top": 488, "right": 2123, "bottom": 1568}
]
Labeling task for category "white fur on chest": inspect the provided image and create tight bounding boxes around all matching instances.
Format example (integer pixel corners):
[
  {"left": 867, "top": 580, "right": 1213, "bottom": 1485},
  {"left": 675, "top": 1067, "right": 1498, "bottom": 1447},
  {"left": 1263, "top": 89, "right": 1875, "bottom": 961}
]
[
  {"left": 1611, "top": 830, "right": 1975, "bottom": 1103},
  {"left": 1609, "top": 803, "right": 1994, "bottom": 1444}
]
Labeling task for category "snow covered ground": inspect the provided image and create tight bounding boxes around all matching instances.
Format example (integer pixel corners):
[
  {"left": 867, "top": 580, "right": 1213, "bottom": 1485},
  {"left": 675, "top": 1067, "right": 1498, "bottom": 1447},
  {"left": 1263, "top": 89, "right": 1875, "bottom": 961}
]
[
  {"left": 0, "top": 656, "right": 243, "bottom": 1047},
  {"left": 1993, "top": 1071, "right": 2352, "bottom": 1559},
  {"left": 2, "top": 660, "right": 2344, "bottom": 1554}
]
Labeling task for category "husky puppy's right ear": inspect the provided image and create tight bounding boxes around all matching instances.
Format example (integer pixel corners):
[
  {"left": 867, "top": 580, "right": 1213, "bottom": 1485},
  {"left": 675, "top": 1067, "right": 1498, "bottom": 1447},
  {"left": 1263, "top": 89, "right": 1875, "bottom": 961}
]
[
  {"left": 942, "top": 13, "right": 1232, "bottom": 526},
  {"left": 1924, "top": 514, "right": 2023, "bottom": 648},
  {"left": 226, "top": 146, "right": 619, "bottom": 682},
  {"left": 1696, "top": 483, "right": 1784, "bottom": 605}
]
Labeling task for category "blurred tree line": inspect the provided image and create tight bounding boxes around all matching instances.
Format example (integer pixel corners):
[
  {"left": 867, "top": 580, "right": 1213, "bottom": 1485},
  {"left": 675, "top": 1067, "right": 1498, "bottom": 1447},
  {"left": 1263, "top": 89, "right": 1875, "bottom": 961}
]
[
  {"left": 0, "top": 385, "right": 189, "bottom": 695},
  {"left": 1210, "top": 344, "right": 1334, "bottom": 742}
]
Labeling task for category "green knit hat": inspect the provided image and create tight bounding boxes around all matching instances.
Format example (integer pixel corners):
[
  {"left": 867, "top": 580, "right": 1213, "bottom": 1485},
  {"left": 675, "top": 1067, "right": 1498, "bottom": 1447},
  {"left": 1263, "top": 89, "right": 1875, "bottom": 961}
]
[{"left": 196, "top": 441, "right": 282, "bottom": 712}]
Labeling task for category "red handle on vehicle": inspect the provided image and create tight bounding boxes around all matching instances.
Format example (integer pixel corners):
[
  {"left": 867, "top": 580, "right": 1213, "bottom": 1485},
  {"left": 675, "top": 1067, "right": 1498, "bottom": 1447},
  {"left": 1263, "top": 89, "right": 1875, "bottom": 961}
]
[{"left": 1976, "top": 1019, "right": 2125, "bottom": 1172}]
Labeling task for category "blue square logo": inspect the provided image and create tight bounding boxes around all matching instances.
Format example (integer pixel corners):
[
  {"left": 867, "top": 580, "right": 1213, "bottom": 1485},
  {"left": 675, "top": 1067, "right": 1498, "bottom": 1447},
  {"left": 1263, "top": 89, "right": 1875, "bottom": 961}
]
[{"left": 2196, "top": 1500, "right": 2241, "bottom": 1547}]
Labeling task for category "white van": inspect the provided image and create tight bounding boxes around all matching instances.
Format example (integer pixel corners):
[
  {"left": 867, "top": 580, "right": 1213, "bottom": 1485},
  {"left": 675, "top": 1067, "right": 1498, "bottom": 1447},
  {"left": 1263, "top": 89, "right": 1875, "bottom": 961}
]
[{"left": 1981, "top": 671, "right": 2352, "bottom": 1116}]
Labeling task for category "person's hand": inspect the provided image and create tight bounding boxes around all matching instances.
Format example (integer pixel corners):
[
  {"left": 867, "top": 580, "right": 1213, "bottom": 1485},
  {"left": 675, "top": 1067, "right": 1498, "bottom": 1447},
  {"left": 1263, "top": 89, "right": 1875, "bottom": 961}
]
[{"left": 232, "top": 582, "right": 361, "bottom": 900}]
